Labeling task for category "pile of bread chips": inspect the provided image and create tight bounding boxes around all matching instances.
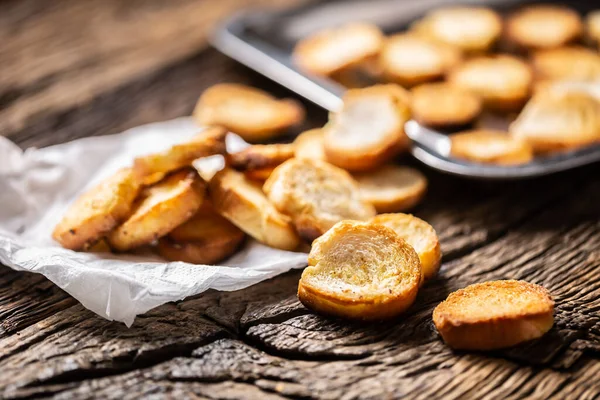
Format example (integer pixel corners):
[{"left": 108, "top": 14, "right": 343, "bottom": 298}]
[{"left": 294, "top": 4, "right": 600, "bottom": 164}]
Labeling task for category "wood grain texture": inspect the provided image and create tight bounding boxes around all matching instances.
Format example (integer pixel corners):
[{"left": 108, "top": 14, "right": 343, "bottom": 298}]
[{"left": 1, "top": 0, "right": 600, "bottom": 398}]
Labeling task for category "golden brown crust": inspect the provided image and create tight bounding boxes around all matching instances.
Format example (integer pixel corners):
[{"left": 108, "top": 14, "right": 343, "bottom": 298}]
[
  {"left": 379, "top": 33, "right": 461, "bottom": 87},
  {"left": 450, "top": 130, "right": 534, "bottom": 165},
  {"left": 587, "top": 11, "right": 600, "bottom": 45},
  {"left": 448, "top": 55, "right": 533, "bottom": 112},
  {"left": 411, "top": 82, "right": 482, "bottom": 129},
  {"left": 107, "top": 168, "right": 206, "bottom": 251},
  {"left": 506, "top": 5, "right": 582, "bottom": 50},
  {"left": 133, "top": 127, "right": 227, "bottom": 185},
  {"left": 509, "top": 91, "right": 600, "bottom": 153},
  {"left": 293, "top": 23, "right": 384, "bottom": 76},
  {"left": 229, "top": 143, "right": 295, "bottom": 172},
  {"left": 531, "top": 46, "right": 600, "bottom": 82},
  {"left": 433, "top": 280, "right": 554, "bottom": 350},
  {"left": 52, "top": 168, "right": 141, "bottom": 250},
  {"left": 193, "top": 84, "right": 305, "bottom": 142},
  {"left": 370, "top": 213, "right": 441, "bottom": 284},
  {"left": 323, "top": 84, "right": 411, "bottom": 171},
  {"left": 298, "top": 220, "right": 421, "bottom": 320},
  {"left": 263, "top": 158, "right": 376, "bottom": 242},
  {"left": 208, "top": 168, "right": 300, "bottom": 251},
  {"left": 354, "top": 165, "right": 428, "bottom": 213},
  {"left": 293, "top": 128, "right": 326, "bottom": 161}
]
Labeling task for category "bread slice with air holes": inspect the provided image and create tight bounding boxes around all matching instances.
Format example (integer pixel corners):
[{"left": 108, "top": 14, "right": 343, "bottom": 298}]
[{"left": 298, "top": 220, "right": 422, "bottom": 320}]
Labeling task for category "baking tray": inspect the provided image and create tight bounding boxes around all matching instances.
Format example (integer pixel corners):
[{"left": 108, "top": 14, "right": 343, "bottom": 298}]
[{"left": 210, "top": 0, "right": 600, "bottom": 179}]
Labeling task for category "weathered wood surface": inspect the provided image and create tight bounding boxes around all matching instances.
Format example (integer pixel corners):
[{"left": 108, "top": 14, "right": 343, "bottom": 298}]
[{"left": 1, "top": 0, "right": 599, "bottom": 398}]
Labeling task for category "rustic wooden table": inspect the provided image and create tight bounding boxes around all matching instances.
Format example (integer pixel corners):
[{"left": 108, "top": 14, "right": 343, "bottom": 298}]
[{"left": 1, "top": 0, "right": 600, "bottom": 398}]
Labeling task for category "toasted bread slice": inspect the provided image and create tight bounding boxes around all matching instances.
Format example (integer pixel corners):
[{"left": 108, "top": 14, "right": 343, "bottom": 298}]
[
  {"left": 298, "top": 220, "right": 421, "bottom": 320},
  {"left": 371, "top": 213, "right": 441, "bottom": 283},
  {"left": 193, "top": 84, "right": 305, "bottom": 142},
  {"left": 587, "top": 11, "right": 600, "bottom": 45},
  {"left": 134, "top": 127, "right": 227, "bottom": 185},
  {"left": 107, "top": 168, "right": 205, "bottom": 251},
  {"left": 380, "top": 33, "right": 461, "bottom": 87},
  {"left": 157, "top": 201, "right": 245, "bottom": 264},
  {"left": 531, "top": 46, "right": 600, "bottom": 82},
  {"left": 448, "top": 55, "right": 533, "bottom": 112},
  {"left": 450, "top": 130, "right": 534, "bottom": 165},
  {"left": 293, "top": 128, "right": 326, "bottom": 161},
  {"left": 208, "top": 168, "right": 300, "bottom": 250},
  {"left": 323, "top": 84, "right": 411, "bottom": 171},
  {"left": 414, "top": 7, "right": 502, "bottom": 52},
  {"left": 263, "top": 158, "right": 376, "bottom": 242},
  {"left": 411, "top": 82, "right": 482, "bottom": 130},
  {"left": 433, "top": 280, "right": 554, "bottom": 350},
  {"left": 52, "top": 168, "right": 141, "bottom": 250},
  {"left": 354, "top": 165, "right": 428, "bottom": 213},
  {"left": 293, "top": 23, "right": 384, "bottom": 76},
  {"left": 506, "top": 5, "right": 582, "bottom": 50},
  {"left": 510, "top": 91, "right": 600, "bottom": 153},
  {"left": 229, "top": 143, "right": 295, "bottom": 172}
]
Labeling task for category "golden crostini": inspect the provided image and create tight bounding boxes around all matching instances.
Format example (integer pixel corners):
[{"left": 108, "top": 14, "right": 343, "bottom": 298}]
[
  {"left": 298, "top": 220, "right": 422, "bottom": 320},
  {"left": 587, "top": 11, "right": 600, "bottom": 45},
  {"left": 510, "top": 91, "right": 600, "bottom": 153},
  {"left": 263, "top": 158, "right": 376, "bottom": 242},
  {"left": 229, "top": 143, "right": 296, "bottom": 182},
  {"left": 157, "top": 201, "right": 245, "bottom": 264},
  {"left": 411, "top": 82, "right": 482, "bottom": 129},
  {"left": 209, "top": 168, "right": 300, "bottom": 251},
  {"left": 53, "top": 168, "right": 141, "bottom": 250},
  {"left": 506, "top": 5, "right": 582, "bottom": 50},
  {"left": 379, "top": 33, "right": 461, "bottom": 87},
  {"left": 531, "top": 46, "right": 600, "bottom": 82},
  {"left": 371, "top": 213, "right": 441, "bottom": 283},
  {"left": 353, "top": 165, "right": 428, "bottom": 213},
  {"left": 448, "top": 55, "right": 533, "bottom": 112},
  {"left": 293, "top": 23, "right": 384, "bottom": 76},
  {"left": 323, "top": 84, "right": 411, "bottom": 171},
  {"left": 107, "top": 168, "right": 206, "bottom": 251},
  {"left": 433, "top": 280, "right": 554, "bottom": 350},
  {"left": 293, "top": 128, "right": 326, "bottom": 161},
  {"left": 450, "top": 130, "right": 534, "bottom": 165},
  {"left": 193, "top": 83, "right": 305, "bottom": 143}
]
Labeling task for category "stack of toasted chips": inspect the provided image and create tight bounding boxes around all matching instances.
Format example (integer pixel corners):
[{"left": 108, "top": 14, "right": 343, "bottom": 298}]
[{"left": 294, "top": 4, "right": 600, "bottom": 165}]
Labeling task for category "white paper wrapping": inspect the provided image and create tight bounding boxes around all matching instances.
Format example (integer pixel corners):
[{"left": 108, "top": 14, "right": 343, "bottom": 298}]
[{"left": 0, "top": 118, "right": 308, "bottom": 326}]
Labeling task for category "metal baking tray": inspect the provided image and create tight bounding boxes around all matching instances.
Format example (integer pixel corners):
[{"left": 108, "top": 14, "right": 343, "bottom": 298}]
[{"left": 210, "top": 0, "right": 600, "bottom": 179}]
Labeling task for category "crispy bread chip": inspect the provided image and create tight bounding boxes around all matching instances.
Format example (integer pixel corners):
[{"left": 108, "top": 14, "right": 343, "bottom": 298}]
[
  {"left": 324, "top": 84, "right": 411, "bottom": 171},
  {"left": 450, "top": 130, "right": 534, "bottom": 165},
  {"left": 371, "top": 213, "right": 441, "bottom": 283},
  {"left": 293, "top": 23, "right": 384, "bottom": 76},
  {"left": 380, "top": 33, "right": 461, "bottom": 87},
  {"left": 532, "top": 46, "right": 600, "bottom": 82},
  {"left": 587, "top": 11, "right": 600, "bottom": 45},
  {"left": 193, "top": 84, "right": 305, "bottom": 142},
  {"left": 209, "top": 168, "right": 300, "bottom": 251},
  {"left": 157, "top": 201, "right": 245, "bottom": 264},
  {"left": 354, "top": 165, "right": 428, "bottom": 213},
  {"left": 433, "top": 280, "right": 554, "bottom": 350},
  {"left": 52, "top": 168, "right": 141, "bottom": 250},
  {"left": 229, "top": 144, "right": 295, "bottom": 172},
  {"left": 510, "top": 91, "right": 600, "bottom": 152},
  {"left": 134, "top": 127, "right": 227, "bottom": 185},
  {"left": 411, "top": 82, "right": 482, "bottom": 129},
  {"left": 298, "top": 220, "right": 421, "bottom": 320},
  {"left": 263, "top": 158, "right": 376, "bottom": 242},
  {"left": 107, "top": 168, "right": 205, "bottom": 251},
  {"left": 294, "top": 128, "right": 326, "bottom": 161},
  {"left": 448, "top": 55, "right": 533, "bottom": 112},
  {"left": 414, "top": 7, "right": 502, "bottom": 52},
  {"left": 506, "top": 5, "right": 582, "bottom": 50}
]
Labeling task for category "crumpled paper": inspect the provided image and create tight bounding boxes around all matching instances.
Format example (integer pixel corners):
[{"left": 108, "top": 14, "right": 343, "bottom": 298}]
[{"left": 0, "top": 117, "right": 308, "bottom": 326}]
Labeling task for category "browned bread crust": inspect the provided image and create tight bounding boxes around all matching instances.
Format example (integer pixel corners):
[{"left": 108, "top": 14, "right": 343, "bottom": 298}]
[{"left": 450, "top": 130, "right": 534, "bottom": 165}]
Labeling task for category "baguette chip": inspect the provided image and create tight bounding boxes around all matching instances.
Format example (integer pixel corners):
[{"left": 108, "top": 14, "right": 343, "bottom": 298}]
[
  {"left": 293, "top": 128, "right": 326, "bottom": 161},
  {"left": 450, "top": 130, "right": 534, "bottom": 165},
  {"left": 587, "top": 11, "right": 600, "bottom": 45},
  {"left": 324, "top": 84, "right": 411, "bottom": 171},
  {"left": 52, "top": 168, "right": 141, "bottom": 250},
  {"left": 263, "top": 158, "right": 376, "bottom": 242},
  {"left": 209, "top": 168, "right": 300, "bottom": 251},
  {"left": 433, "top": 280, "right": 554, "bottom": 350},
  {"left": 298, "top": 220, "right": 421, "bottom": 320},
  {"left": 531, "top": 46, "right": 600, "bottom": 82},
  {"left": 193, "top": 84, "right": 305, "bottom": 142},
  {"left": 354, "top": 165, "right": 427, "bottom": 213},
  {"left": 107, "top": 168, "right": 206, "bottom": 251},
  {"left": 229, "top": 143, "right": 295, "bottom": 181}
]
